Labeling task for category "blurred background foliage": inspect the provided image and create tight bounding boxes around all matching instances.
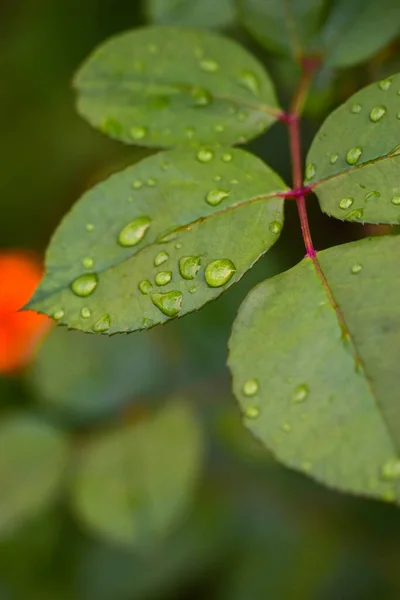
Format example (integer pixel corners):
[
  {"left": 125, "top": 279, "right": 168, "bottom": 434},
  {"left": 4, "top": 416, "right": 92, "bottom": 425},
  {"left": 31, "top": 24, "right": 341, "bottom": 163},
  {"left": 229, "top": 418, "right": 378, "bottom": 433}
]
[{"left": 1, "top": 0, "right": 400, "bottom": 598}]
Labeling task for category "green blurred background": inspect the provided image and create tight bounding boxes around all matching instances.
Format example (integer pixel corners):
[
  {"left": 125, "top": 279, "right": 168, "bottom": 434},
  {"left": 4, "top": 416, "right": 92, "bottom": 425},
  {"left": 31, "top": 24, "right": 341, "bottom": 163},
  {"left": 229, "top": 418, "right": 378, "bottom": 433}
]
[{"left": 1, "top": 1, "right": 400, "bottom": 599}]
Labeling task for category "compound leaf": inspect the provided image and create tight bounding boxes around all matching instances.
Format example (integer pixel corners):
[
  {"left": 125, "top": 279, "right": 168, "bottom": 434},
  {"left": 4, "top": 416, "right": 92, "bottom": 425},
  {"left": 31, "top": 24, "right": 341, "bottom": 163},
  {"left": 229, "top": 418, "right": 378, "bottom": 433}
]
[
  {"left": 306, "top": 73, "right": 400, "bottom": 224},
  {"left": 228, "top": 235, "right": 400, "bottom": 504},
  {"left": 71, "top": 401, "right": 203, "bottom": 546},
  {"left": 74, "top": 27, "right": 280, "bottom": 148},
  {"left": 27, "top": 148, "right": 286, "bottom": 334},
  {"left": 146, "top": 0, "right": 234, "bottom": 28}
]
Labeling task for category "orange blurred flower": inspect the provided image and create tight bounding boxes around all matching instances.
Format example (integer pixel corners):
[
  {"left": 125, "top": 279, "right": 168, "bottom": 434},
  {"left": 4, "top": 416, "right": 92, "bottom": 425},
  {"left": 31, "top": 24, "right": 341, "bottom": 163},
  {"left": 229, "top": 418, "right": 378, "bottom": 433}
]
[{"left": 0, "top": 251, "right": 52, "bottom": 374}]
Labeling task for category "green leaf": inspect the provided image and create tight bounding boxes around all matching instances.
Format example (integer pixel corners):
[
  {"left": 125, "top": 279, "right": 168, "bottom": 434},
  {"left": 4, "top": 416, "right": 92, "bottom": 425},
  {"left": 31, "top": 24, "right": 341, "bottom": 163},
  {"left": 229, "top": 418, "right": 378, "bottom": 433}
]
[
  {"left": 316, "top": 0, "right": 400, "bottom": 68},
  {"left": 228, "top": 235, "right": 400, "bottom": 504},
  {"left": 306, "top": 73, "right": 400, "bottom": 224},
  {"left": 146, "top": 0, "right": 234, "bottom": 28},
  {"left": 74, "top": 26, "right": 280, "bottom": 148},
  {"left": 71, "top": 401, "right": 203, "bottom": 546},
  {"left": 0, "top": 416, "right": 69, "bottom": 536},
  {"left": 236, "top": 0, "right": 326, "bottom": 59},
  {"left": 28, "top": 148, "right": 286, "bottom": 334}
]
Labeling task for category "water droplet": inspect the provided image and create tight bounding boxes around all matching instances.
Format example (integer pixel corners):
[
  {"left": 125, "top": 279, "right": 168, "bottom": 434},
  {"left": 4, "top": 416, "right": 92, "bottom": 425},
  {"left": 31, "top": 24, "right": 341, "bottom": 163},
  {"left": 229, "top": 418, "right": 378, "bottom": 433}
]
[
  {"left": 53, "top": 309, "right": 64, "bottom": 321},
  {"left": 269, "top": 221, "right": 282, "bottom": 234},
  {"left": 391, "top": 196, "right": 400, "bottom": 205},
  {"left": 351, "top": 103, "right": 362, "bottom": 114},
  {"left": 221, "top": 152, "right": 232, "bottom": 162},
  {"left": 86, "top": 223, "right": 95, "bottom": 232},
  {"left": 381, "top": 458, "right": 400, "bottom": 480},
  {"left": 154, "top": 251, "right": 169, "bottom": 267},
  {"left": 191, "top": 87, "right": 213, "bottom": 107},
  {"left": 214, "top": 124, "right": 224, "bottom": 133},
  {"left": 281, "top": 422, "right": 292, "bottom": 432},
  {"left": 130, "top": 126, "right": 147, "bottom": 140},
  {"left": 155, "top": 271, "right": 172, "bottom": 286},
  {"left": 330, "top": 153, "right": 339, "bottom": 165},
  {"left": 132, "top": 180, "right": 143, "bottom": 190},
  {"left": 185, "top": 126, "right": 195, "bottom": 139},
  {"left": 351, "top": 264, "right": 362, "bottom": 274},
  {"left": 139, "top": 280, "right": 153, "bottom": 295},
  {"left": 158, "top": 228, "right": 179, "bottom": 243},
  {"left": 71, "top": 273, "right": 98, "bottom": 297},
  {"left": 199, "top": 59, "right": 219, "bottom": 72},
  {"left": 82, "top": 256, "right": 94, "bottom": 270},
  {"left": 346, "top": 208, "right": 364, "bottom": 221},
  {"left": 379, "top": 77, "right": 392, "bottom": 91},
  {"left": 243, "top": 379, "right": 259, "bottom": 396},
  {"left": 238, "top": 70, "right": 260, "bottom": 95},
  {"left": 383, "top": 490, "right": 396, "bottom": 503},
  {"left": 189, "top": 286, "right": 197, "bottom": 294},
  {"left": 397, "top": 112, "right": 400, "bottom": 120},
  {"left": 339, "top": 197, "right": 354, "bottom": 210},
  {"left": 118, "top": 216, "right": 151, "bottom": 247},
  {"left": 175, "top": 242, "right": 182, "bottom": 249},
  {"left": 245, "top": 405, "right": 260, "bottom": 419},
  {"left": 206, "top": 189, "right": 230, "bottom": 206},
  {"left": 369, "top": 106, "right": 386, "bottom": 122},
  {"left": 365, "top": 191, "right": 381, "bottom": 201},
  {"left": 101, "top": 117, "right": 123, "bottom": 136},
  {"left": 179, "top": 255, "right": 202, "bottom": 280},
  {"left": 92, "top": 314, "right": 110, "bottom": 333},
  {"left": 197, "top": 149, "right": 214, "bottom": 163},
  {"left": 80, "top": 307, "right": 91, "bottom": 319},
  {"left": 305, "top": 163, "right": 316, "bottom": 180},
  {"left": 147, "top": 178, "right": 156, "bottom": 187},
  {"left": 151, "top": 290, "right": 182, "bottom": 317},
  {"left": 141, "top": 317, "right": 154, "bottom": 328},
  {"left": 346, "top": 147, "right": 363, "bottom": 165},
  {"left": 205, "top": 259, "right": 236, "bottom": 287},
  {"left": 292, "top": 384, "right": 308, "bottom": 403},
  {"left": 213, "top": 175, "right": 222, "bottom": 182}
]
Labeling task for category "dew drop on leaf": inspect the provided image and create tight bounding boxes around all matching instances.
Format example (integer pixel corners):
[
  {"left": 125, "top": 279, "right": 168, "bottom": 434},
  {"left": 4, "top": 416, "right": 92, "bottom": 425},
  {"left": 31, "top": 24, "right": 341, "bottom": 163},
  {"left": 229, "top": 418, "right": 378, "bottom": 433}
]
[
  {"left": 305, "top": 163, "right": 316, "bottom": 180},
  {"left": 71, "top": 273, "right": 98, "bottom": 297},
  {"left": 53, "top": 309, "right": 64, "bottom": 321},
  {"left": 179, "top": 256, "right": 202, "bottom": 280},
  {"left": 391, "top": 196, "right": 400, "bottom": 205},
  {"left": 346, "top": 208, "right": 364, "bottom": 221},
  {"left": 154, "top": 251, "right": 169, "bottom": 267},
  {"left": 151, "top": 291, "right": 183, "bottom": 317},
  {"left": 339, "top": 197, "right": 354, "bottom": 210},
  {"left": 351, "top": 264, "right": 363, "bottom": 274},
  {"left": 269, "top": 221, "right": 282, "bottom": 234},
  {"left": 346, "top": 147, "right": 363, "bottom": 165},
  {"left": 86, "top": 223, "right": 95, "bottom": 232},
  {"left": 369, "top": 106, "right": 386, "bottom": 122},
  {"left": 238, "top": 70, "right": 260, "bottom": 95},
  {"left": 330, "top": 153, "right": 339, "bottom": 165},
  {"left": 118, "top": 216, "right": 151, "bottom": 247},
  {"left": 379, "top": 78, "right": 392, "bottom": 91},
  {"left": 132, "top": 180, "right": 143, "bottom": 190},
  {"left": 199, "top": 59, "right": 219, "bottom": 72},
  {"left": 155, "top": 271, "right": 172, "bottom": 286},
  {"left": 351, "top": 103, "right": 362, "bottom": 114},
  {"left": 206, "top": 189, "right": 230, "bottom": 206},
  {"left": 214, "top": 124, "right": 224, "bottom": 132},
  {"left": 81, "top": 307, "right": 92, "bottom": 318},
  {"left": 101, "top": 117, "right": 123, "bottom": 136},
  {"left": 243, "top": 378, "right": 259, "bottom": 396},
  {"left": 191, "top": 87, "right": 213, "bottom": 107},
  {"left": 205, "top": 259, "right": 236, "bottom": 287},
  {"left": 92, "top": 314, "right": 111, "bottom": 333},
  {"left": 381, "top": 458, "right": 400, "bottom": 480},
  {"left": 245, "top": 405, "right": 260, "bottom": 419},
  {"left": 281, "top": 422, "right": 292, "bottom": 432},
  {"left": 221, "top": 152, "right": 232, "bottom": 162},
  {"left": 189, "top": 286, "right": 197, "bottom": 294},
  {"left": 139, "top": 280, "right": 153, "bottom": 295},
  {"left": 292, "top": 384, "right": 309, "bottom": 403},
  {"left": 130, "top": 126, "right": 147, "bottom": 140},
  {"left": 82, "top": 256, "right": 94, "bottom": 269},
  {"left": 197, "top": 149, "right": 214, "bottom": 163},
  {"left": 146, "top": 178, "right": 156, "bottom": 187},
  {"left": 365, "top": 191, "right": 381, "bottom": 201}
]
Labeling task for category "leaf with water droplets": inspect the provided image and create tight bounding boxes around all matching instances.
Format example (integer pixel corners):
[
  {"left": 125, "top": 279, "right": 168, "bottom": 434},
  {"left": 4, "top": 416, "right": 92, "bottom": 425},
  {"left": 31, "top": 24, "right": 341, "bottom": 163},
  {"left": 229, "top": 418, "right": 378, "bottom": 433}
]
[
  {"left": 27, "top": 148, "right": 286, "bottom": 333},
  {"left": 74, "top": 27, "right": 280, "bottom": 148},
  {"left": 146, "top": 0, "right": 234, "bottom": 28},
  {"left": 229, "top": 235, "right": 400, "bottom": 504},
  {"left": 71, "top": 400, "right": 203, "bottom": 546},
  {"left": 307, "top": 73, "right": 400, "bottom": 224}
]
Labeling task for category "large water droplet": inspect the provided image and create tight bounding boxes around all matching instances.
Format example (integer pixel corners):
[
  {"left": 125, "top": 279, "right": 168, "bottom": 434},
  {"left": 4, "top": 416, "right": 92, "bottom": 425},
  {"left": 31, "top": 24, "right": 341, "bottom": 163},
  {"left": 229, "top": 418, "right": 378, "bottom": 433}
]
[
  {"left": 197, "top": 149, "right": 214, "bottom": 163},
  {"left": 339, "top": 197, "right": 354, "bottom": 210},
  {"left": 205, "top": 259, "right": 236, "bottom": 287},
  {"left": 346, "top": 147, "right": 363, "bottom": 165},
  {"left": 71, "top": 273, "right": 98, "bottom": 297},
  {"left": 199, "top": 59, "right": 219, "bottom": 72},
  {"left": 243, "top": 379, "right": 259, "bottom": 396},
  {"left": 130, "top": 126, "right": 147, "bottom": 140},
  {"left": 292, "top": 384, "right": 308, "bottom": 402},
  {"left": 93, "top": 314, "right": 111, "bottom": 333},
  {"left": 351, "top": 103, "right": 362, "bottom": 114},
  {"left": 391, "top": 196, "right": 400, "bottom": 205},
  {"left": 379, "top": 78, "right": 392, "bottom": 91},
  {"left": 346, "top": 208, "right": 364, "bottom": 221},
  {"left": 81, "top": 307, "right": 92, "bottom": 318},
  {"left": 351, "top": 264, "right": 362, "bottom": 274},
  {"left": 191, "top": 87, "right": 213, "bottom": 107},
  {"left": 118, "top": 216, "right": 151, "bottom": 247},
  {"left": 305, "top": 163, "right": 316, "bottom": 180},
  {"left": 154, "top": 251, "right": 169, "bottom": 267},
  {"left": 151, "top": 291, "right": 182, "bottom": 317},
  {"left": 82, "top": 256, "right": 94, "bottom": 270},
  {"left": 206, "top": 189, "right": 230, "bottom": 206},
  {"left": 53, "top": 309, "right": 64, "bottom": 321},
  {"left": 369, "top": 106, "right": 386, "bottom": 122},
  {"left": 269, "top": 221, "right": 282, "bottom": 234},
  {"left": 179, "top": 256, "right": 202, "bottom": 280},
  {"left": 381, "top": 458, "right": 400, "bottom": 480},
  {"left": 139, "top": 280, "right": 153, "bottom": 295},
  {"left": 155, "top": 271, "right": 172, "bottom": 286},
  {"left": 238, "top": 70, "right": 260, "bottom": 95},
  {"left": 245, "top": 405, "right": 260, "bottom": 419}
]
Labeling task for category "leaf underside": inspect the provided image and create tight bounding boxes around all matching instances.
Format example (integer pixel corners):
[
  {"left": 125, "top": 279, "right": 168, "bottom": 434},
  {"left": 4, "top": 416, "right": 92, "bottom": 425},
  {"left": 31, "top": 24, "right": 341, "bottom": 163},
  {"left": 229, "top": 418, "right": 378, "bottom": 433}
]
[{"left": 228, "top": 235, "right": 400, "bottom": 504}]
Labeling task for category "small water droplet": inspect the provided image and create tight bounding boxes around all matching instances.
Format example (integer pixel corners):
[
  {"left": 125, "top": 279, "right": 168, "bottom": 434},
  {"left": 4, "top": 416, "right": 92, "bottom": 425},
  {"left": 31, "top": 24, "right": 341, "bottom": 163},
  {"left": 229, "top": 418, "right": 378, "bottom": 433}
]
[
  {"left": 269, "top": 221, "right": 282, "bottom": 234},
  {"left": 391, "top": 196, "right": 400, "bottom": 205},
  {"left": 205, "top": 259, "right": 236, "bottom": 287},
  {"left": 369, "top": 106, "right": 386, "bottom": 122},
  {"left": 154, "top": 251, "right": 169, "bottom": 267},
  {"left": 151, "top": 290, "right": 182, "bottom": 317},
  {"left": 189, "top": 286, "right": 197, "bottom": 294},
  {"left": 381, "top": 458, "right": 400, "bottom": 480},
  {"left": 281, "top": 422, "right": 292, "bottom": 432},
  {"left": 86, "top": 223, "right": 95, "bottom": 232},
  {"left": 346, "top": 208, "right": 364, "bottom": 221},
  {"left": 53, "top": 309, "right": 64, "bottom": 321},
  {"left": 351, "top": 264, "right": 362, "bottom": 274},
  {"left": 221, "top": 152, "right": 232, "bottom": 162},
  {"left": 101, "top": 117, "right": 123, "bottom": 136},
  {"left": 213, "top": 175, "right": 222, "bottom": 182},
  {"left": 81, "top": 307, "right": 92, "bottom": 318},
  {"left": 199, "top": 59, "right": 219, "bottom": 72},
  {"left": 155, "top": 271, "right": 172, "bottom": 286},
  {"left": 185, "top": 127, "right": 195, "bottom": 139},
  {"left": 92, "top": 314, "right": 111, "bottom": 333},
  {"left": 214, "top": 124, "right": 224, "bottom": 132},
  {"left": 206, "top": 189, "right": 230, "bottom": 206},
  {"left": 71, "top": 273, "right": 98, "bottom": 297},
  {"left": 132, "top": 180, "right": 143, "bottom": 190},
  {"left": 197, "top": 149, "right": 214, "bottom": 163},
  {"left": 82, "top": 256, "right": 94, "bottom": 270},
  {"left": 147, "top": 178, "right": 156, "bottom": 187},
  {"left": 130, "top": 126, "right": 147, "bottom": 140},
  {"left": 339, "top": 197, "right": 354, "bottom": 210},
  {"left": 243, "top": 379, "right": 259, "bottom": 396},
  {"left": 379, "top": 77, "right": 392, "bottom": 91},
  {"left": 191, "top": 87, "right": 213, "bottom": 107},
  {"left": 346, "top": 147, "right": 363, "bottom": 165},
  {"left": 365, "top": 191, "right": 381, "bottom": 201},
  {"left": 245, "top": 405, "right": 260, "bottom": 419},
  {"left": 292, "top": 384, "right": 308, "bottom": 402},
  {"left": 118, "top": 216, "right": 151, "bottom": 247},
  {"left": 141, "top": 317, "right": 154, "bottom": 328},
  {"left": 397, "top": 112, "right": 400, "bottom": 120},
  {"left": 179, "top": 256, "right": 202, "bottom": 280},
  {"left": 238, "top": 70, "right": 260, "bottom": 95},
  {"left": 139, "top": 280, "right": 153, "bottom": 295},
  {"left": 351, "top": 103, "right": 362, "bottom": 114},
  {"left": 175, "top": 242, "right": 182, "bottom": 249},
  {"left": 330, "top": 153, "right": 339, "bottom": 165},
  {"left": 305, "top": 163, "right": 316, "bottom": 180}
]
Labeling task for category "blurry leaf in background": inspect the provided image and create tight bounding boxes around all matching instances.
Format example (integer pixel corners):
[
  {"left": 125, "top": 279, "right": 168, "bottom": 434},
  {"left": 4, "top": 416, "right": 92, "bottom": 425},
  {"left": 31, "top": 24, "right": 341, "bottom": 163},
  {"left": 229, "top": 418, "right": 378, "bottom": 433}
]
[
  {"left": 0, "top": 252, "right": 52, "bottom": 374},
  {"left": 145, "top": 0, "right": 235, "bottom": 28},
  {"left": 0, "top": 415, "right": 69, "bottom": 537},
  {"left": 71, "top": 400, "right": 203, "bottom": 546}
]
